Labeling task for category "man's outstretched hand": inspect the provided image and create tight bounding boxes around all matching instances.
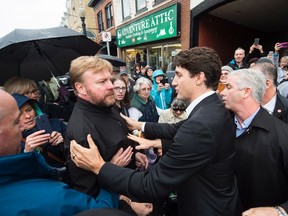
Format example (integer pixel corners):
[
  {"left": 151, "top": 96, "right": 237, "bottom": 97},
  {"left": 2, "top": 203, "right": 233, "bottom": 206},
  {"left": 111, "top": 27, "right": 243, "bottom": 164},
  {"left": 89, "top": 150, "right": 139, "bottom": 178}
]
[
  {"left": 70, "top": 134, "right": 105, "bottom": 175},
  {"left": 127, "top": 133, "right": 162, "bottom": 150},
  {"left": 120, "top": 113, "right": 143, "bottom": 131}
]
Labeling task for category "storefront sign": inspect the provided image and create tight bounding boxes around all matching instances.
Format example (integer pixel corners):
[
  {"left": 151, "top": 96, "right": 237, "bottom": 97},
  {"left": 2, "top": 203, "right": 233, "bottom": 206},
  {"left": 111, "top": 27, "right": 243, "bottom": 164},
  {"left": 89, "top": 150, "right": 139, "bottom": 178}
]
[{"left": 116, "top": 4, "right": 180, "bottom": 48}]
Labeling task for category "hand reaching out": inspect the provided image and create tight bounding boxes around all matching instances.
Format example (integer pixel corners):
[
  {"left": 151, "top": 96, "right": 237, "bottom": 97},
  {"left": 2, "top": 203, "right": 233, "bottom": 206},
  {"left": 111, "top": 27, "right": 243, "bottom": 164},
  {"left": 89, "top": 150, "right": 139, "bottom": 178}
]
[
  {"left": 120, "top": 113, "right": 143, "bottom": 131},
  {"left": 70, "top": 134, "right": 105, "bottom": 175},
  {"left": 127, "top": 133, "right": 161, "bottom": 150},
  {"left": 110, "top": 146, "right": 133, "bottom": 167},
  {"left": 135, "top": 152, "right": 149, "bottom": 169}
]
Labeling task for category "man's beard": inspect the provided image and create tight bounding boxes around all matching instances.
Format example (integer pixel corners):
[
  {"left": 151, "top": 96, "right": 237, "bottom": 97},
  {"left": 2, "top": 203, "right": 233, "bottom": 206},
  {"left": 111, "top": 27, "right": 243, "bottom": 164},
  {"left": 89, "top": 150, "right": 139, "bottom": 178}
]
[
  {"left": 87, "top": 89, "right": 115, "bottom": 107},
  {"left": 92, "top": 97, "right": 115, "bottom": 107}
]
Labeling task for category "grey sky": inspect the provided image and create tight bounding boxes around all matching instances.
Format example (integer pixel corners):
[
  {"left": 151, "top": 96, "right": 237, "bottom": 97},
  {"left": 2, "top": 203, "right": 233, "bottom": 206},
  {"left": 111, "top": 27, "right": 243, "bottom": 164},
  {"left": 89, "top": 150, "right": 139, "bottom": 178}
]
[{"left": 0, "top": 0, "right": 66, "bottom": 38}]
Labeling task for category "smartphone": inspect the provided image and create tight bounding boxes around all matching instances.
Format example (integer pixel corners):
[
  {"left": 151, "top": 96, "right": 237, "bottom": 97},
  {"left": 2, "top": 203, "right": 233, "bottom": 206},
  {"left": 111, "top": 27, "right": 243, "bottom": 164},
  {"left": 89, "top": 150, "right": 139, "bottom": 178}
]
[
  {"left": 160, "top": 77, "right": 169, "bottom": 85},
  {"left": 279, "top": 42, "right": 288, "bottom": 49},
  {"left": 35, "top": 114, "right": 53, "bottom": 134},
  {"left": 254, "top": 38, "right": 260, "bottom": 45}
]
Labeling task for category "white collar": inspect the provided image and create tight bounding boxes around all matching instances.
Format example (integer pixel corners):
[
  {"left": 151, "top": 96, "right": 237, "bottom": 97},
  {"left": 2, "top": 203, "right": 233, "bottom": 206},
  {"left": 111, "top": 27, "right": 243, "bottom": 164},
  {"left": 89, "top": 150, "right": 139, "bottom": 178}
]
[
  {"left": 186, "top": 91, "right": 215, "bottom": 115},
  {"left": 262, "top": 94, "right": 277, "bottom": 114}
]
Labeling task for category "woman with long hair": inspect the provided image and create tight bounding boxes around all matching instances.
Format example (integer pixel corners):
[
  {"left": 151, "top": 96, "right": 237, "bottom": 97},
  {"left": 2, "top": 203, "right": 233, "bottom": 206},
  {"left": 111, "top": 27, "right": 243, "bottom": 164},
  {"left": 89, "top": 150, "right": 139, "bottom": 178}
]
[{"left": 111, "top": 75, "right": 131, "bottom": 116}]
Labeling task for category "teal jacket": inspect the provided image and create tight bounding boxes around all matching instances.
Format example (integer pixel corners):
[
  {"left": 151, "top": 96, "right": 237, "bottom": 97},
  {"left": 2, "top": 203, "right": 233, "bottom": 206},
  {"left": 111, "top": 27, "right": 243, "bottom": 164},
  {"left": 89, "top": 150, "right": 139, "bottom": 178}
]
[
  {"left": 150, "top": 70, "right": 172, "bottom": 110},
  {"left": 0, "top": 152, "right": 119, "bottom": 216}
]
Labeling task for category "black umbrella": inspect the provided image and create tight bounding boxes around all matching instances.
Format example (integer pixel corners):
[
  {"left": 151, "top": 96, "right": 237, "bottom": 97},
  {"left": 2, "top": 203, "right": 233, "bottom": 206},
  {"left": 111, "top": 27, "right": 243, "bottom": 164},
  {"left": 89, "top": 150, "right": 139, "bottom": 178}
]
[
  {"left": 0, "top": 27, "right": 102, "bottom": 85},
  {"left": 96, "top": 54, "right": 126, "bottom": 67}
]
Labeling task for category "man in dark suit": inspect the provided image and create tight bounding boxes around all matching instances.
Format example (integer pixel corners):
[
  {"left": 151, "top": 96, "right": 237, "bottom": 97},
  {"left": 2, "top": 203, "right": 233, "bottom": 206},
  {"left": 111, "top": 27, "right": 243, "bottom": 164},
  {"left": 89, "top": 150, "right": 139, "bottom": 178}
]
[
  {"left": 220, "top": 69, "right": 288, "bottom": 215},
  {"left": 252, "top": 61, "right": 288, "bottom": 124},
  {"left": 70, "top": 47, "right": 240, "bottom": 216}
]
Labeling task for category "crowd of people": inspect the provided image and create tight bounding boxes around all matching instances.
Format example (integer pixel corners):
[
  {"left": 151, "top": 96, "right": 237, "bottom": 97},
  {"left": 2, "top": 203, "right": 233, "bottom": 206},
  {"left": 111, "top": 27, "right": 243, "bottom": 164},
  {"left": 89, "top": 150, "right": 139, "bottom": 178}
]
[{"left": 0, "top": 41, "right": 287, "bottom": 216}]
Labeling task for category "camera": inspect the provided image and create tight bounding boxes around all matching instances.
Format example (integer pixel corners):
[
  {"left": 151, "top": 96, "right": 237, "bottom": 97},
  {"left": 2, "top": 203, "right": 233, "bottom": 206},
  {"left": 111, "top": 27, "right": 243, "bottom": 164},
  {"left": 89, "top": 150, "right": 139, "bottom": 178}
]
[{"left": 160, "top": 77, "right": 169, "bottom": 85}]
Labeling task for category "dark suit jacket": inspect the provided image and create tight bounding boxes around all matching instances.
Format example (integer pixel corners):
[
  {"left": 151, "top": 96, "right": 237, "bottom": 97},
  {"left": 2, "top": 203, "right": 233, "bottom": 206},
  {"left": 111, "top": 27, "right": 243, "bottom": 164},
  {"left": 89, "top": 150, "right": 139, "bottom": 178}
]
[
  {"left": 273, "top": 93, "right": 288, "bottom": 124},
  {"left": 235, "top": 107, "right": 288, "bottom": 212},
  {"left": 99, "top": 93, "right": 240, "bottom": 215}
]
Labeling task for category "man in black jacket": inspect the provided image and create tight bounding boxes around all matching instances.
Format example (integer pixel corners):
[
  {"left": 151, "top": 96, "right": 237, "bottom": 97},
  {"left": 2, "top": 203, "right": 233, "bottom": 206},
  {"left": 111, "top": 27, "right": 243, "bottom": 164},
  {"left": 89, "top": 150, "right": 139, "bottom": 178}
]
[
  {"left": 64, "top": 56, "right": 153, "bottom": 216},
  {"left": 221, "top": 69, "right": 288, "bottom": 215},
  {"left": 252, "top": 61, "right": 288, "bottom": 124},
  {"left": 70, "top": 47, "right": 240, "bottom": 216}
]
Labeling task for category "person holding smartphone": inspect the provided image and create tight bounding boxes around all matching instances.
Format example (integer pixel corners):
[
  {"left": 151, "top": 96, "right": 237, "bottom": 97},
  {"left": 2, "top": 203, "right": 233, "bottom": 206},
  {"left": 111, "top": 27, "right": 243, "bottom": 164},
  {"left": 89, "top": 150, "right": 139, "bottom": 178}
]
[
  {"left": 4, "top": 76, "right": 74, "bottom": 122},
  {"left": 244, "top": 40, "right": 266, "bottom": 66},
  {"left": 216, "top": 65, "right": 234, "bottom": 93},
  {"left": 0, "top": 89, "right": 121, "bottom": 216},
  {"left": 150, "top": 69, "right": 172, "bottom": 111},
  {"left": 11, "top": 93, "right": 66, "bottom": 168}
]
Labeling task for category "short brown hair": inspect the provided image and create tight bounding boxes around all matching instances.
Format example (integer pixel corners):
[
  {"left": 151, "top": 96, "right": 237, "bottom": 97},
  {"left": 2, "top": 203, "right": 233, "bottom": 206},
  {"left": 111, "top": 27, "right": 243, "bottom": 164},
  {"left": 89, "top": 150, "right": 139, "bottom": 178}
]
[
  {"left": 69, "top": 56, "right": 113, "bottom": 90},
  {"left": 173, "top": 47, "right": 222, "bottom": 89}
]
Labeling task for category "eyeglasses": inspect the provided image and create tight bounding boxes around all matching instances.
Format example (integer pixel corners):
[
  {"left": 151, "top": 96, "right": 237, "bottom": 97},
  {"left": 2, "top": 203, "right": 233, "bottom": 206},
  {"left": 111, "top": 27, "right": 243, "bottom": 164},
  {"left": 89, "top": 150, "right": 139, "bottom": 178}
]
[
  {"left": 140, "top": 88, "right": 151, "bottom": 92},
  {"left": 172, "top": 107, "right": 185, "bottom": 112},
  {"left": 113, "top": 86, "right": 126, "bottom": 92},
  {"left": 24, "top": 89, "right": 40, "bottom": 97}
]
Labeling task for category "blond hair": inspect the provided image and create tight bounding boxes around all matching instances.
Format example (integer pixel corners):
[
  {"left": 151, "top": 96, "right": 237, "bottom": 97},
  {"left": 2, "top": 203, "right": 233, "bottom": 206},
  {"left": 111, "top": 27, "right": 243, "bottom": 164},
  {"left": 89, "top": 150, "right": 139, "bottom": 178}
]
[
  {"left": 3, "top": 77, "right": 38, "bottom": 95},
  {"left": 69, "top": 56, "right": 113, "bottom": 91}
]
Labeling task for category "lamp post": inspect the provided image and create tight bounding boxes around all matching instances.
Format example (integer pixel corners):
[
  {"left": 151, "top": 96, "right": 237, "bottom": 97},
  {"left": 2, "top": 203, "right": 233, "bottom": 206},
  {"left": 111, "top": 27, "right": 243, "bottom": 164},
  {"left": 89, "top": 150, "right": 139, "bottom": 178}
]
[{"left": 79, "top": 8, "right": 87, "bottom": 37}]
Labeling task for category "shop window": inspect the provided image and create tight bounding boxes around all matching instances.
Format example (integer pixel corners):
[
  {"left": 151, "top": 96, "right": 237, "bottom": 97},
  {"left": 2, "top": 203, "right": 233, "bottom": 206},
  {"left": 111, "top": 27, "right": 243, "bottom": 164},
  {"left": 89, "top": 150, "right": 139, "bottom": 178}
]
[
  {"left": 97, "top": 11, "right": 104, "bottom": 32},
  {"left": 149, "top": 47, "right": 162, "bottom": 70},
  {"left": 123, "top": 48, "right": 147, "bottom": 74},
  {"left": 136, "top": 0, "right": 146, "bottom": 12},
  {"left": 105, "top": 3, "right": 113, "bottom": 29},
  {"left": 153, "top": 0, "right": 166, "bottom": 6},
  {"left": 122, "top": 43, "right": 181, "bottom": 74},
  {"left": 163, "top": 44, "right": 181, "bottom": 71},
  {"left": 122, "top": 0, "right": 130, "bottom": 19}
]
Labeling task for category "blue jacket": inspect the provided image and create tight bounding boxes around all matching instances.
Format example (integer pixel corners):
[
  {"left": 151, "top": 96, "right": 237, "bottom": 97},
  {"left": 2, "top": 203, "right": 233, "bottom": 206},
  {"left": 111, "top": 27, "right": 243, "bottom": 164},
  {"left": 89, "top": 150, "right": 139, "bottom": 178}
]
[
  {"left": 12, "top": 93, "right": 67, "bottom": 167},
  {"left": 150, "top": 70, "right": 172, "bottom": 110},
  {"left": 0, "top": 152, "right": 119, "bottom": 216}
]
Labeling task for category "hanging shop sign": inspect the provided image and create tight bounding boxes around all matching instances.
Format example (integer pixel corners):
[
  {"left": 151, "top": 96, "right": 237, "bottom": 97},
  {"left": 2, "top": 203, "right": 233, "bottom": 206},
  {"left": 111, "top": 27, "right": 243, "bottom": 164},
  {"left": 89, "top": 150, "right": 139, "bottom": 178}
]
[{"left": 116, "top": 3, "right": 180, "bottom": 48}]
